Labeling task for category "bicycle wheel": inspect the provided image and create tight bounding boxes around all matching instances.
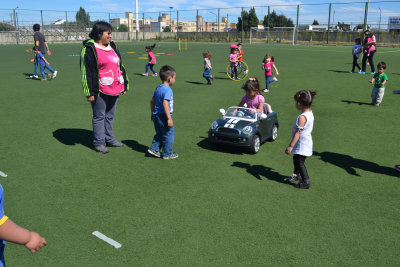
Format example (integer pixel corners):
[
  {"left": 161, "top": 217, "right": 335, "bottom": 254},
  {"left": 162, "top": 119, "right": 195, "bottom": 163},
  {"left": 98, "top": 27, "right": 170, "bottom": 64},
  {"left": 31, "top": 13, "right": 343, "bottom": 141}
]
[{"left": 227, "top": 61, "right": 249, "bottom": 81}]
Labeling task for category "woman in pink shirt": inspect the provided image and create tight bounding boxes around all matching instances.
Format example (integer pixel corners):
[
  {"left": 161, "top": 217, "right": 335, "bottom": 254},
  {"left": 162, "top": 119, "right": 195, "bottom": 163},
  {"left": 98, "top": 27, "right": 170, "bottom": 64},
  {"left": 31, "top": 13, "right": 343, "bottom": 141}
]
[
  {"left": 142, "top": 44, "right": 157, "bottom": 76},
  {"left": 360, "top": 30, "right": 377, "bottom": 74},
  {"left": 262, "top": 54, "right": 279, "bottom": 92}
]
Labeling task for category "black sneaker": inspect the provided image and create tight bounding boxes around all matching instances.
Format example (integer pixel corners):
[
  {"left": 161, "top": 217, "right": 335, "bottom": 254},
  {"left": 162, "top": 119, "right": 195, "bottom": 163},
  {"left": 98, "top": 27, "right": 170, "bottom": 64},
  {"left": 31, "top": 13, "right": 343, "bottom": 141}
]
[
  {"left": 207, "top": 81, "right": 212, "bottom": 85},
  {"left": 287, "top": 174, "right": 299, "bottom": 183},
  {"left": 295, "top": 180, "right": 311, "bottom": 189}
]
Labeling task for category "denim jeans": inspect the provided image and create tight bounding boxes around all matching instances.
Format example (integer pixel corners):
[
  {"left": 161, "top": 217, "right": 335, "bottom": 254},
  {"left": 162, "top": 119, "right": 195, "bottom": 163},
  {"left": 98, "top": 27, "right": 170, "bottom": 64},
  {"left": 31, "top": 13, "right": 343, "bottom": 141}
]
[
  {"left": 39, "top": 63, "right": 55, "bottom": 79},
  {"left": 91, "top": 93, "right": 119, "bottom": 146},
  {"left": 265, "top": 75, "right": 275, "bottom": 90},
  {"left": 146, "top": 63, "right": 156, "bottom": 74},
  {"left": 203, "top": 69, "right": 211, "bottom": 82},
  {"left": 150, "top": 113, "right": 175, "bottom": 156},
  {"left": 33, "top": 57, "right": 39, "bottom": 76}
]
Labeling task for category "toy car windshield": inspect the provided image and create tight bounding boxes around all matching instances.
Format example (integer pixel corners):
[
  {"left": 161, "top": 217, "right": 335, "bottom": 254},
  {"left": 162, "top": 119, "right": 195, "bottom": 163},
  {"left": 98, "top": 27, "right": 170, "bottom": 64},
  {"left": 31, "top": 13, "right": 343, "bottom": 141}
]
[{"left": 224, "top": 107, "right": 258, "bottom": 121}]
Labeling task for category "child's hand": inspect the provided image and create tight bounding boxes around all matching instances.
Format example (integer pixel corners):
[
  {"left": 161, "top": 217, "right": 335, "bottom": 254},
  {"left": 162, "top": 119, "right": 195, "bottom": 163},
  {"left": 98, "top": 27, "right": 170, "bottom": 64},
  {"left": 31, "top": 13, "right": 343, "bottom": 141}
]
[
  {"left": 151, "top": 114, "right": 154, "bottom": 121},
  {"left": 276, "top": 72, "right": 279, "bottom": 75},
  {"left": 369, "top": 80, "right": 373, "bottom": 83},
  {"left": 285, "top": 146, "right": 292, "bottom": 155},
  {"left": 167, "top": 118, "right": 173, "bottom": 128},
  {"left": 25, "top": 232, "right": 47, "bottom": 253}
]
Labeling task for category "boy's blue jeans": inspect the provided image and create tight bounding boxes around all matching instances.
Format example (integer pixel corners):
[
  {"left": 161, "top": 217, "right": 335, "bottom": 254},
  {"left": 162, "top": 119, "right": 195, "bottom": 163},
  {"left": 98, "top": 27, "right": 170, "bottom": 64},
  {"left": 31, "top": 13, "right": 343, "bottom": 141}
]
[
  {"left": 203, "top": 69, "right": 211, "bottom": 82},
  {"left": 150, "top": 113, "right": 175, "bottom": 156},
  {"left": 39, "top": 63, "right": 55, "bottom": 79},
  {"left": 145, "top": 63, "right": 156, "bottom": 74},
  {"left": 265, "top": 75, "right": 275, "bottom": 89},
  {"left": 33, "top": 57, "right": 39, "bottom": 76}
]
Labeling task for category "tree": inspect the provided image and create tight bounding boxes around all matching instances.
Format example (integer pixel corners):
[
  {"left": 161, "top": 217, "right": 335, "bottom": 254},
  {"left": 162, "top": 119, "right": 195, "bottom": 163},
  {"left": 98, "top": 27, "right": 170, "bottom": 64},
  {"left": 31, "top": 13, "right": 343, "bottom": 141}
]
[
  {"left": 0, "top": 22, "right": 14, "bottom": 31},
  {"left": 118, "top": 24, "right": 129, "bottom": 32},
  {"left": 262, "top": 10, "right": 294, "bottom": 29},
  {"left": 312, "top": 20, "right": 319, "bottom": 25},
  {"left": 76, "top": 6, "right": 90, "bottom": 27},
  {"left": 236, "top": 8, "right": 258, "bottom": 31},
  {"left": 163, "top": 26, "right": 171, "bottom": 32}
]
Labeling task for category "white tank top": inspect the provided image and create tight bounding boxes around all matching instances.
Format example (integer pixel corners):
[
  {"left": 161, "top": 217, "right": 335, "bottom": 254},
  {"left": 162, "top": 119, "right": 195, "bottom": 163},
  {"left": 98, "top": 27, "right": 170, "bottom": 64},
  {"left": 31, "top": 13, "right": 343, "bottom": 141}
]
[{"left": 291, "top": 111, "right": 314, "bottom": 156}]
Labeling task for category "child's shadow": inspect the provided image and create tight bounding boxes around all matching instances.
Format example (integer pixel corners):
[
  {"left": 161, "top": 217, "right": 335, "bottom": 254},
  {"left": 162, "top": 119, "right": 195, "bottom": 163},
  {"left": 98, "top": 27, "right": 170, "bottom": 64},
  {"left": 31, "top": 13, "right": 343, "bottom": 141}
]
[
  {"left": 231, "top": 162, "right": 291, "bottom": 185},
  {"left": 52, "top": 128, "right": 93, "bottom": 150},
  {"left": 314, "top": 151, "right": 398, "bottom": 177},
  {"left": 341, "top": 100, "right": 372, "bottom": 105},
  {"left": 121, "top": 140, "right": 150, "bottom": 154},
  {"left": 185, "top": 81, "right": 204, "bottom": 85},
  {"left": 328, "top": 70, "right": 351, "bottom": 73}
]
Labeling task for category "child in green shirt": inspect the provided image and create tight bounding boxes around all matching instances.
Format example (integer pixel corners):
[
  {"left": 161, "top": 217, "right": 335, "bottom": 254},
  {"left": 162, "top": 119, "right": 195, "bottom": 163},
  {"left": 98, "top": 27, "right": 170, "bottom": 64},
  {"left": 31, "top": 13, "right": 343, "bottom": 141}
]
[{"left": 369, "top": 62, "right": 388, "bottom": 106}]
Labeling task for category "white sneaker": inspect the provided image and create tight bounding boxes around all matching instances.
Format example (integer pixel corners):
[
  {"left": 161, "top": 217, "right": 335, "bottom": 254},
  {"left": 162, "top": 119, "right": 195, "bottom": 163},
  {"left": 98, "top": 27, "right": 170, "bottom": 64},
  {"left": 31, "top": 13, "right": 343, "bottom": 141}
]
[
  {"left": 244, "top": 70, "right": 248, "bottom": 75},
  {"left": 273, "top": 77, "right": 278, "bottom": 82},
  {"left": 52, "top": 71, "right": 57, "bottom": 78},
  {"left": 30, "top": 75, "right": 38, "bottom": 79},
  {"left": 263, "top": 89, "right": 269, "bottom": 93}
]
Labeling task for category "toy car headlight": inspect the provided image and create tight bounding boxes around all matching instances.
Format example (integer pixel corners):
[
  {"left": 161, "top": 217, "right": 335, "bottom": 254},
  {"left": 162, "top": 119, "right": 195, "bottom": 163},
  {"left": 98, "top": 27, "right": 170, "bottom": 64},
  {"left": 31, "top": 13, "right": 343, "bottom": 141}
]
[
  {"left": 243, "top": 126, "right": 253, "bottom": 135},
  {"left": 211, "top": 121, "right": 218, "bottom": 130}
]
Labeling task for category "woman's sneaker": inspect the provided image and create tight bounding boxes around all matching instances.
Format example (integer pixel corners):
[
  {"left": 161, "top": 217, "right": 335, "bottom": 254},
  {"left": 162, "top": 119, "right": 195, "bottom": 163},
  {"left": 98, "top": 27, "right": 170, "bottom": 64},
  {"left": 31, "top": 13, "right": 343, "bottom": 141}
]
[
  {"left": 94, "top": 144, "right": 109, "bottom": 154},
  {"left": 107, "top": 141, "right": 124, "bottom": 147},
  {"left": 287, "top": 174, "right": 299, "bottom": 183},
  {"left": 163, "top": 153, "right": 179, "bottom": 159},
  {"left": 295, "top": 180, "right": 311, "bottom": 189}
]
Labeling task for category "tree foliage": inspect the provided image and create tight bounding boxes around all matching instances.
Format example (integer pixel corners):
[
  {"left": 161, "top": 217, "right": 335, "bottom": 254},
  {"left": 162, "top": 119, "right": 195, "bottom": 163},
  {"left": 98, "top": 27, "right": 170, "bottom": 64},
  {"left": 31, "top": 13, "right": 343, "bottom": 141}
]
[
  {"left": 237, "top": 8, "right": 258, "bottom": 31},
  {"left": 0, "top": 22, "right": 14, "bottom": 31},
  {"left": 76, "top": 6, "right": 90, "bottom": 27},
  {"left": 262, "top": 10, "right": 294, "bottom": 29},
  {"left": 118, "top": 24, "right": 129, "bottom": 32},
  {"left": 312, "top": 20, "right": 319, "bottom": 25},
  {"left": 163, "top": 26, "right": 171, "bottom": 32}
]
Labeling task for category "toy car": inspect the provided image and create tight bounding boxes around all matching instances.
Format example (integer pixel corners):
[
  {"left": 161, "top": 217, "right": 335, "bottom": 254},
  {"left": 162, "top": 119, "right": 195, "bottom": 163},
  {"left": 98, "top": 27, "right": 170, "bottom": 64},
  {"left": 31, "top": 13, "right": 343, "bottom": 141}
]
[{"left": 208, "top": 104, "right": 278, "bottom": 154}]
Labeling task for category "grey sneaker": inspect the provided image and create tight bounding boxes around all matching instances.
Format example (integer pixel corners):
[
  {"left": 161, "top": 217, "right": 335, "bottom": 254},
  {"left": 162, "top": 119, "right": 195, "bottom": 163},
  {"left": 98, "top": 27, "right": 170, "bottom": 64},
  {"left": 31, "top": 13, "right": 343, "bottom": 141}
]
[
  {"left": 107, "top": 141, "right": 124, "bottom": 147},
  {"left": 163, "top": 152, "right": 179, "bottom": 159},
  {"left": 94, "top": 144, "right": 109, "bottom": 154},
  {"left": 48, "top": 74, "right": 52, "bottom": 80},
  {"left": 148, "top": 148, "right": 161, "bottom": 158}
]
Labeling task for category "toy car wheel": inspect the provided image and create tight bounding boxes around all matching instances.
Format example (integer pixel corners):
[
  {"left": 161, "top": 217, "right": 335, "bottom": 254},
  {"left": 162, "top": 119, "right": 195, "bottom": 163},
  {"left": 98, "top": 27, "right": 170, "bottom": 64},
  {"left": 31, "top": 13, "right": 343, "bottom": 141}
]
[
  {"left": 269, "top": 124, "right": 278, "bottom": 141},
  {"left": 249, "top": 135, "right": 260, "bottom": 154}
]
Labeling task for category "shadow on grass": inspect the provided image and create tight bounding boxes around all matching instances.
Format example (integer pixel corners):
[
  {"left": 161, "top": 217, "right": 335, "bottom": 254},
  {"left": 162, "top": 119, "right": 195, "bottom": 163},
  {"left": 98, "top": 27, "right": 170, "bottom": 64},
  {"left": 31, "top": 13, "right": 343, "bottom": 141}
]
[
  {"left": 328, "top": 70, "right": 351, "bottom": 73},
  {"left": 122, "top": 140, "right": 161, "bottom": 158},
  {"left": 53, "top": 128, "right": 93, "bottom": 150},
  {"left": 341, "top": 100, "right": 372, "bottom": 105},
  {"left": 185, "top": 81, "right": 204, "bottom": 85},
  {"left": 197, "top": 136, "right": 245, "bottom": 155},
  {"left": 23, "top": 73, "right": 41, "bottom": 81},
  {"left": 231, "top": 162, "right": 292, "bottom": 185},
  {"left": 314, "top": 151, "right": 398, "bottom": 177},
  {"left": 214, "top": 77, "right": 231, "bottom": 80}
]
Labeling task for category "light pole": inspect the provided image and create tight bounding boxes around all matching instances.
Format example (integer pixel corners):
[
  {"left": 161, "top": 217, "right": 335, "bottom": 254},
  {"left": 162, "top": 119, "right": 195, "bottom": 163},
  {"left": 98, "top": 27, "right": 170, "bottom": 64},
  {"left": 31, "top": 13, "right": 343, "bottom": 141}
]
[
  {"left": 332, "top": 10, "right": 335, "bottom": 31},
  {"left": 378, "top": 7, "right": 382, "bottom": 41},
  {"left": 169, "top": 7, "right": 173, "bottom": 32},
  {"left": 360, "top": 17, "right": 363, "bottom": 29},
  {"left": 277, "top": 9, "right": 283, "bottom": 32},
  {"left": 13, "top": 6, "right": 18, "bottom": 30},
  {"left": 210, "top": 12, "right": 217, "bottom": 32}
]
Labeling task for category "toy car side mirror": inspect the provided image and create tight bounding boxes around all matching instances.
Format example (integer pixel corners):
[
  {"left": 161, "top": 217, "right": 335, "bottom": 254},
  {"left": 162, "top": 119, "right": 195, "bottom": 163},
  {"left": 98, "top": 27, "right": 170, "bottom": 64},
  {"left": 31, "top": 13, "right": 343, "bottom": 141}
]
[
  {"left": 260, "top": 114, "right": 267, "bottom": 120},
  {"left": 219, "top": 109, "right": 226, "bottom": 115}
]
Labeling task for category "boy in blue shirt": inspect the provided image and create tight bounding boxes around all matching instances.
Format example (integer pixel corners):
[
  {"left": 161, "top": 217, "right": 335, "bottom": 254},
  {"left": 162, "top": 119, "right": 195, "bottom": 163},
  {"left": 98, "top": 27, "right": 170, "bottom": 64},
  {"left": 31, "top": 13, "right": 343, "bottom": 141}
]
[
  {"left": 148, "top": 65, "right": 178, "bottom": 159},
  {"left": 0, "top": 185, "right": 47, "bottom": 266},
  {"left": 33, "top": 46, "right": 57, "bottom": 81}
]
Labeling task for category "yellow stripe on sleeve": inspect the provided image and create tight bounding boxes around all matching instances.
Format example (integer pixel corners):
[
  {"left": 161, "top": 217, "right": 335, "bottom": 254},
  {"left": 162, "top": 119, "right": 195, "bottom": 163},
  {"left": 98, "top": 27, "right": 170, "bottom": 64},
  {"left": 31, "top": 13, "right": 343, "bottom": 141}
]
[{"left": 0, "top": 216, "right": 9, "bottom": 227}]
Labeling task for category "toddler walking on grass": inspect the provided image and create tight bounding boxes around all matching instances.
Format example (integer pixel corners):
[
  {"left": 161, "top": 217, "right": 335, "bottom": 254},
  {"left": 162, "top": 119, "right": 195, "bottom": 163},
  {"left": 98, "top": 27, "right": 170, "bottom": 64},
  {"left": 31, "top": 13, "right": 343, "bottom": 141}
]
[
  {"left": 203, "top": 51, "right": 214, "bottom": 85},
  {"left": 33, "top": 46, "right": 57, "bottom": 81},
  {"left": 369, "top": 62, "right": 388, "bottom": 106}
]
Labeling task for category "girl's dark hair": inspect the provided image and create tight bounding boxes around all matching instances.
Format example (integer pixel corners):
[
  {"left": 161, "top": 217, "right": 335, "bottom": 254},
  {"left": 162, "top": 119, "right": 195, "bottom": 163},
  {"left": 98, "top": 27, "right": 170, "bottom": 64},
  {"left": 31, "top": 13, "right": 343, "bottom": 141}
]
[
  {"left": 262, "top": 54, "right": 275, "bottom": 63},
  {"left": 355, "top": 37, "right": 361, "bottom": 43},
  {"left": 203, "top": 51, "right": 212, "bottom": 58},
  {"left": 294, "top": 90, "right": 317, "bottom": 108},
  {"left": 242, "top": 78, "right": 261, "bottom": 94},
  {"left": 230, "top": 48, "right": 238, "bottom": 54},
  {"left": 89, "top": 22, "right": 112, "bottom": 41},
  {"left": 146, "top": 43, "right": 156, "bottom": 51}
]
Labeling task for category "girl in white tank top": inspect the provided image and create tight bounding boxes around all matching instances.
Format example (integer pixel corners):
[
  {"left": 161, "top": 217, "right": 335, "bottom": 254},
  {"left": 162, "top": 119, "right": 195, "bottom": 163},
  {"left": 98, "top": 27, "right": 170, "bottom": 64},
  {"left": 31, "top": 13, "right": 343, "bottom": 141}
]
[{"left": 285, "top": 90, "right": 317, "bottom": 189}]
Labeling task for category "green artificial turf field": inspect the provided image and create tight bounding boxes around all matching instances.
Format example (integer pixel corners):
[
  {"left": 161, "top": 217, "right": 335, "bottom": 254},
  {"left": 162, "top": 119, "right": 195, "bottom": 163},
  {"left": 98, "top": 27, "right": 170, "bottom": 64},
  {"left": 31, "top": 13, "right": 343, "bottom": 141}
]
[{"left": 1, "top": 41, "right": 399, "bottom": 266}]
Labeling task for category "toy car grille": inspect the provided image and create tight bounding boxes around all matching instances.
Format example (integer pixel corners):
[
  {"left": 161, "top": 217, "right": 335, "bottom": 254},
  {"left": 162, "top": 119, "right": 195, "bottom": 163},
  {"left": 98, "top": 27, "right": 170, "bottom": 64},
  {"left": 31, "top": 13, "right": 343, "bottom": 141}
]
[
  {"left": 217, "top": 136, "right": 239, "bottom": 143},
  {"left": 217, "top": 128, "right": 240, "bottom": 134}
]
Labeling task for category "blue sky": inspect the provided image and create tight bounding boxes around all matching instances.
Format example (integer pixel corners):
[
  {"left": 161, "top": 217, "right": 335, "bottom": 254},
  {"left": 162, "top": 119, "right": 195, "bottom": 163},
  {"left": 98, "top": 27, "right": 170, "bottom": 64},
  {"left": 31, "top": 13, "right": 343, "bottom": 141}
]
[{"left": 1, "top": 0, "right": 400, "bottom": 28}]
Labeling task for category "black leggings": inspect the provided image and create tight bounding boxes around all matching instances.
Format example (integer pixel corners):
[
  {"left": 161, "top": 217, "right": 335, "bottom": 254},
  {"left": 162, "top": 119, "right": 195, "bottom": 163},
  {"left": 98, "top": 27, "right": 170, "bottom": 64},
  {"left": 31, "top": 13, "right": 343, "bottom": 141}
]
[
  {"left": 231, "top": 65, "right": 238, "bottom": 77},
  {"left": 362, "top": 51, "right": 375, "bottom": 73},
  {"left": 293, "top": 154, "right": 310, "bottom": 183},
  {"left": 352, "top": 55, "right": 361, "bottom": 72}
]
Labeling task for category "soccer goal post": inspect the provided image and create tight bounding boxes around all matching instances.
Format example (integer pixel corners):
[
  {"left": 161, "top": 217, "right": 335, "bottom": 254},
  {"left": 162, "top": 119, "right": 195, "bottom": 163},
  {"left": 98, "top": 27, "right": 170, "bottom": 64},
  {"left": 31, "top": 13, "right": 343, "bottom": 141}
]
[{"left": 250, "top": 27, "right": 296, "bottom": 45}]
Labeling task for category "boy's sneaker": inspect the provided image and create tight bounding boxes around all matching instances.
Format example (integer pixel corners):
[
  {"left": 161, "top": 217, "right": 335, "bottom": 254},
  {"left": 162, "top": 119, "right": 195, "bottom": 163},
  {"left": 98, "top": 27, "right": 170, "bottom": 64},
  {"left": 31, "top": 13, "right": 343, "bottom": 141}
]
[
  {"left": 52, "top": 71, "right": 57, "bottom": 78},
  {"left": 94, "top": 144, "right": 109, "bottom": 154},
  {"left": 210, "top": 75, "right": 214, "bottom": 80},
  {"left": 163, "top": 152, "right": 179, "bottom": 159},
  {"left": 370, "top": 72, "right": 375, "bottom": 75},
  {"left": 287, "top": 174, "right": 299, "bottom": 183},
  {"left": 30, "top": 75, "right": 38, "bottom": 79},
  {"left": 148, "top": 148, "right": 161, "bottom": 158},
  {"left": 374, "top": 103, "right": 380, "bottom": 107},
  {"left": 395, "top": 165, "right": 400, "bottom": 172},
  {"left": 48, "top": 74, "right": 53, "bottom": 80},
  {"left": 273, "top": 77, "right": 278, "bottom": 82},
  {"left": 263, "top": 89, "right": 269, "bottom": 93},
  {"left": 358, "top": 71, "right": 365, "bottom": 74},
  {"left": 152, "top": 73, "right": 158, "bottom": 76},
  {"left": 142, "top": 73, "right": 148, "bottom": 76},
  {"left": 107, "top": 141, "right": 124, "bottom": 147}
]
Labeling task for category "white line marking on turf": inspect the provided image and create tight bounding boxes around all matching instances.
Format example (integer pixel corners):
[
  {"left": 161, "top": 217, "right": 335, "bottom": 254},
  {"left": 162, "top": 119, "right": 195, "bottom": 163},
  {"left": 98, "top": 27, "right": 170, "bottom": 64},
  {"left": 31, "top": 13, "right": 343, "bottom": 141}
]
[
  {"left": 92, "top": 231, "right": 121, "bottom": 248},
  {"left": 0, "top": 171, "right": 7, "bottom": 177}
]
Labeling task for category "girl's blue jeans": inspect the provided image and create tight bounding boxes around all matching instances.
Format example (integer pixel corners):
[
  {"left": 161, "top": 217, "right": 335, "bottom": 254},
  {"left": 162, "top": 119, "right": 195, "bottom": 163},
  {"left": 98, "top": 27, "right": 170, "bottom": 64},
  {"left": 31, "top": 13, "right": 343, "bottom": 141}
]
[
  {"left": 203, "top": 69, "right": 211, "bottom": 82},
  {"left": 146, "top": 63, "right": 156, "bottom": 74},
  {"left": 39, "top": 63, "right": 55, "bottom": 79},
  {"left": 265, "top": 75, "right": 275, "bottom": 89},
  {"left": 150, "top": 113, "right": 175, "bottom": 156}
]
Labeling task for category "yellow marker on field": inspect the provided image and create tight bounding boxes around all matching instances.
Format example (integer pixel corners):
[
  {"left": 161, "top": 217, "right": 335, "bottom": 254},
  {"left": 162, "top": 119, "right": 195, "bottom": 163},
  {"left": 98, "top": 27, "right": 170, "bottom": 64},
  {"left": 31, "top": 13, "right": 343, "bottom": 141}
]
[
  {"left": 127, "top": 52, "right": 136, "bottom": 54},
  {"left": 139, "top": 57, "right": 148, "bottom": 59}
]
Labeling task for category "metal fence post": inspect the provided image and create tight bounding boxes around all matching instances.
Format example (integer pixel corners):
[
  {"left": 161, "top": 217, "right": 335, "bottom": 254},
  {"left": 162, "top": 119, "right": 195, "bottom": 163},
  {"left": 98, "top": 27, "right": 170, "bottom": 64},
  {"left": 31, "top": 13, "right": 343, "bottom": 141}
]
[
  {"left": 159, "top": 12, "right": 162, "bottom": 42},
  {"left": 177, "top": 11, "right": 179, "bottom": 37},
  {"left": 296, "top": 5, "right": 299, "bottom": 44},
  {"left": 65, "top": 11, "right": 69, "bottom": 42},
  {"left": 41, "top": 10, "right": 44, "bottom": 35},
  {"left": 363, "top": 1, "right": 369, "bottom": 41},
  {"left": 327, "top": 4, "right": 331, "bottom": 44},
  {"left": 87, "top": 12, "right": 90, "bottom": 29},
  {"left": 267, "top": 6, "right": 270, "bottom": 43},
  {"left": 218, "top": 8, "right": 220, "bottom": 42},
  {"left": 109, "top": 13, "right": 110, "bottom": 24},
  {"left": 196, "top": 10, "right": 198, "bottom": 42},
  {"left": 13, "top": 9, "right": 18, "bottom": 44},
  {"left": 241, "top": 7, "right": 243, "bottom": 43},
  {"left": 143, "top": 13, "right": 145, "bottom": 41}
]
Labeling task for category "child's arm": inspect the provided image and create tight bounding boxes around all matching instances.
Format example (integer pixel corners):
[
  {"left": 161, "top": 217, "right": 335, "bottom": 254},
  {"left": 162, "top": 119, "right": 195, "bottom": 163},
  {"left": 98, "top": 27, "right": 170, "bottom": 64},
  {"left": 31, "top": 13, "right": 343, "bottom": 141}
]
[
  {"left": 41, "top": 56, "right": 50, "bottom": 65},
  {"left": 380, "top": 80, "right": 387, "bottom": 87},
  {"left": 273, "top": 64, "right": 279, "bottom": 75},
  {"left": 256, "top": 102, "right": 265, "bottom": 113},
  {"left": 150, "top": 97, "right": 155, "bottom": 121},
  {"left": 206, "top": 61, "right": 212, "bottom": 69},
  {"left": 285, "top": 115, "right": 306, "bottom": 155},
  {"left": 163, "top": 100, "right": 173, "bottom": 128},
  {"left": 44, "top": 42, "right": 51, "bottom": 55},
  {"left": 261, "top": 63, "right": 265, "bottom": 70},
  {"left": 369, "top": 78, "right": 375, "bottom": 83},
  {"left": 0, "top": 219, "right": 46, "bottom": 253}
]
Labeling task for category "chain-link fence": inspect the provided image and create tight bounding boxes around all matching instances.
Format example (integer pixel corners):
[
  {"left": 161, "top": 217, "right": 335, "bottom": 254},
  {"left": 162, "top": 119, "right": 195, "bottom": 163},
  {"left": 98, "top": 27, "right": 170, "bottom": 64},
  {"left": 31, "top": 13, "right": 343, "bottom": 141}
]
[{"left": 1, "top": 1, "right": 400, "bottom": 45}]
